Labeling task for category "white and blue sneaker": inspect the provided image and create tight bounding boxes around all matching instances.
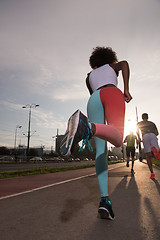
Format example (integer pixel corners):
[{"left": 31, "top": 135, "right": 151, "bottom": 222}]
[
  {"left": 98, "top": 198, "right": 115, "bottom": 220},
  {"left": 59, "top": 109, "right": 93, "bottom": 157}
]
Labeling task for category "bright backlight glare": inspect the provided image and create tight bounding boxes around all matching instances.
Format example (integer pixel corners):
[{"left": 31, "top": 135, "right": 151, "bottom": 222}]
[{"left": 124, "top": 119, "right": 137, "bottom": 136}]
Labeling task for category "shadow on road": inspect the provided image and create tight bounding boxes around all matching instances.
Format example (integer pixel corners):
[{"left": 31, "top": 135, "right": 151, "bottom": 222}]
[
  {"left": 152, "top": 179, "right": 160, "bottom": 196},
  {"left": 60, "top": 175, "right": 98, "bottom": 223},
  {"left": 85, "top": 173, "right": 144, "bottom": 240},
  {"left": 59, "top": 163, "right": 160, "bottom": 240},
  {"left": 108, "top": 171, "right": 133, "bottom": 178},
  {"left": 144, "top": 197, "right": 160, "bottom": 239},
  {"left": 59, "top": 172, "right": 134, "bottom": 223}
]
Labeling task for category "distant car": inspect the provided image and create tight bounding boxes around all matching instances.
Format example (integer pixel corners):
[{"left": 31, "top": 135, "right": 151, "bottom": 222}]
[
  {"left": 30, "top": 157, "right": 43, "bottom": 161},
  {"left": 0, "top": 156, "right": 14, "bottom": 161},
  {"left": 58, "top": 158, "right": 64, "bottom": 161},
  {"left": 53, "top": 157, "right": 60, "bottom": 161},
  {"left": 68, "top": 158, "right": 74, "bottom": 162},
  {"left": 84, "top": 158, "right": 89, "bottom": 161},
  {"left": 75, "top": 158, "right": 80, "bottom": 161}
]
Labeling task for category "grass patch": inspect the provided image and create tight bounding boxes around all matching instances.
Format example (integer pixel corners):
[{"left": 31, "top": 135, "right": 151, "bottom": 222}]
[
  {"left": 0, "top": 164, "right": 95, "bottom": 179},
  {"left": 0, "top": 160, "right": 123, "bottom": 179}
]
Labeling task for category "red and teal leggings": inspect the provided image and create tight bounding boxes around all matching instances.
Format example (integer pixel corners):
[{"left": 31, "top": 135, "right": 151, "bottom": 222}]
[{"left": 87, "top": 87, "right": 125, "bottom": 197}]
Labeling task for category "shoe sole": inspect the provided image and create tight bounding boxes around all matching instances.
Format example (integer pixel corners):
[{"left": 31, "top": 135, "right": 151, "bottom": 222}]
[
  {"left": 60, "top": 110, "right": 80, "bottom": 157},
  {"left": 98, "top": 207, "right": 114, "bottom": 220}
]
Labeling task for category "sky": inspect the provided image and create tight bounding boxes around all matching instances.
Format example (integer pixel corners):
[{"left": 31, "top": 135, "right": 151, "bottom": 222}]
[{"left": 0, "top": 0, "right": 160, "bottom": 151}]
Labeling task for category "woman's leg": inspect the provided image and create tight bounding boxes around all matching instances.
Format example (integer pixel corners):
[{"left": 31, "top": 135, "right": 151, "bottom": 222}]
[
  {"left": 94, "top": 87, "right": 125, "bottom": 147},
  {"left": 87, "top": 90, "right": 109, "bottom": 197},
  {"left": 87, "top": 87, "right": 125, "bottom": 196}
]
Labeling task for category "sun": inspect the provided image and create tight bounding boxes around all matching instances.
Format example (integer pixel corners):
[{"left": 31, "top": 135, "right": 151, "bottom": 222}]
[{"left": 124, "top": 119, "right": 137, "bottom": 137}]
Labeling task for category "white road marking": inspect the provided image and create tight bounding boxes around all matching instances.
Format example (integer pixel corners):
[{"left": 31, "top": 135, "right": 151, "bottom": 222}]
[{"left": 0, "top": 164, "right": 123, "bottom": 200}]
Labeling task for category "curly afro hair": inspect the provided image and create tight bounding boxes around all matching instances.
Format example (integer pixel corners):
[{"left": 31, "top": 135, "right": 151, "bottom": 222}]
[{"left": 89, "top": 46, "right": 118, "bottom": 69}]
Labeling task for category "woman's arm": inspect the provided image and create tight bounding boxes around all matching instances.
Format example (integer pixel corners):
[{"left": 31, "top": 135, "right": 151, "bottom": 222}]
[
  {"left": 86, "top": 73, "right": 93, "bottom": 95},
  {"left": 111, "top": 61, "right": 132, "bottom": 103},
  {"left": 154, "top": 124, "right": 159, "bottom": 136}
]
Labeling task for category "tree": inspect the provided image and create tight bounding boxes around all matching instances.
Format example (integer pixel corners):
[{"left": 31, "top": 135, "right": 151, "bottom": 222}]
[
  {"left": 0, "top": 146, "right": 10, "bottom": 155},
  {"left": 28, "top": 148, "right": 38, "bottom": 157}
]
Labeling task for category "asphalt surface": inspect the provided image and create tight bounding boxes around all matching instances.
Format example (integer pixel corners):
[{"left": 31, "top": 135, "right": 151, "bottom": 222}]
[{"left": 0, "top": 160, "right": 160, "bottom": 240}]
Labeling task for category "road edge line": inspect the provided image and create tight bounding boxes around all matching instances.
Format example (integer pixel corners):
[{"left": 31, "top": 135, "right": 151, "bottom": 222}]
[{"left": 0, "top": 164, "right": 123, "bottom": 200}]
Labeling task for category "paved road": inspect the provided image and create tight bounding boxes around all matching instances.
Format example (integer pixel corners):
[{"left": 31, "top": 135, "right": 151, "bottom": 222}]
[{"left": 0, "top": 161, "right": 160, "bottom": 240}]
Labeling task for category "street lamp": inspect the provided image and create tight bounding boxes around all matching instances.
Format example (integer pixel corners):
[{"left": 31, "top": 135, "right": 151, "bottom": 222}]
[
  {"left": 22, "top": 104, "right": 39, "bottom": 156},
  {"left": 14, "top": 125, "right": 22, "bottom": 150},
  {"left": 52, "top": 129, "right": 59, "bottom": 153},
  {"left": 52, "top": 136, "right": 56, "bottom": 152}
]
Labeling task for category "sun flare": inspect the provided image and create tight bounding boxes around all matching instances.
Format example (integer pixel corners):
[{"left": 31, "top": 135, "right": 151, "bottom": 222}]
[{"left": 124, "top": 119, "right": 137, "bottom": 137}]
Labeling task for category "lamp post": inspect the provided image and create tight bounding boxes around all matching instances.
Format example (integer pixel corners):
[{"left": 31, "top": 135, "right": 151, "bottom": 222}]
[
  {"left": 14, "top": 125, "right": 22, "bottom": 150},
  {"left": 22, "top": 104, "right": 39, "bottom": 157},
  {"left": 52, "top": 129, "right": 59, "bottom": 153}
]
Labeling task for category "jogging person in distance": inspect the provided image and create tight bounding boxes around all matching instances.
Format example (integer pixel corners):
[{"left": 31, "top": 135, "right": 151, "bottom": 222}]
[
  {"left": 137, "top": 113, "right": 160, "bottom": 179},
  {"left": 123, "top": 132, "right": 138, "bottom": 174},
  {"left": 60, "top": 46, "right": 132, "bottom": 220}
]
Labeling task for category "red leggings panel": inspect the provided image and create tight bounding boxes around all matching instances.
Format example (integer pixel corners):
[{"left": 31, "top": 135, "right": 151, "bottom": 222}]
[{"left": 100, "top": 87, "right": 125, "bottom": 139}]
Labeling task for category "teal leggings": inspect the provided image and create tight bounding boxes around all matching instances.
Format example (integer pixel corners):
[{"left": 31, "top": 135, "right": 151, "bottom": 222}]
[
  {"left": 87, "top": 90, "right": 108, "bottom": 197},
  {"left": 87, "top": 88, "right": 125, "bottom": 197}
]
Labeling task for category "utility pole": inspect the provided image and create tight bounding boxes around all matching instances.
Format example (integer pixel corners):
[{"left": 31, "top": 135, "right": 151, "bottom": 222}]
[
  {"left": 136, "top": 106, "right": 143, "bottom": 161},
  {"left": 52, "top": 129, "right": 59, "bottom": 153},
  {"left": 22, "top": 104, "right": 39, "bottom": 158},
  {"left": 14, "top": 125, "right": 22, "bottom": 150}
]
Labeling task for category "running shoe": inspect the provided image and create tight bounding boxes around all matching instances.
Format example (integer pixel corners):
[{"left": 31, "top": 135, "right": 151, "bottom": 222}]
[
  {"left": 151, "top": 147, "right": 160, "bottom": 160},
  {"left": 98, "top": 198, "right": 115, "bottom": 220},
  {"left": 59, "top": 109, "right": 93, "bottom": 157},
  {"left": 131, "top": 168, "right": 135, "bottom": 175},
  {"left": 150, "top": 173, "right": 155, "bottom": 179},
  {"left": 126, "top": 161, "right": 129, "bottom": 167}
]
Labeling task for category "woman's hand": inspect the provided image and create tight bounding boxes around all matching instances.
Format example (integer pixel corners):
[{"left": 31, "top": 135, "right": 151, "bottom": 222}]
[
  {"left": 124, "top": 90, "right": 132, "bottom": 103},
  {"left": 113, "top": 61, "right": 132, "bottom": 103}
]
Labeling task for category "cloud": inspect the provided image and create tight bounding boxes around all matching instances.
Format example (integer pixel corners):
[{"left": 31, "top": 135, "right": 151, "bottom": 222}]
[
  {"left": 34, "top": 108, "right": 66, "bottom": 130},
  {"left": 0, "top": 100, "right": 22, "bottom": 112},
  {"left": 1, "top": 0, "right": 160, "bottom": 148},
  {"left": 51, "top": 82, "right": 88, "bottom": 101},
  {"left": 0, "top": 100, "right": 66, "bottom": 130}
]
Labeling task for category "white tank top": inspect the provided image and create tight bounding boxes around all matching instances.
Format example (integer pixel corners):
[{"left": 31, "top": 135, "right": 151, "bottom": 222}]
[{"left": 89, "top": 64, "right": 118, "bottom": 92}]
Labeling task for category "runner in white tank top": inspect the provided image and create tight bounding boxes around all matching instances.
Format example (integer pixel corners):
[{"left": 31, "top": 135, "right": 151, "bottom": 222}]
[
  {"left": 88, "top": 64, "right": 118, "bottom": 92},
  {"left": 137, "top": 113, "right": 160, "bottom": 179}
]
